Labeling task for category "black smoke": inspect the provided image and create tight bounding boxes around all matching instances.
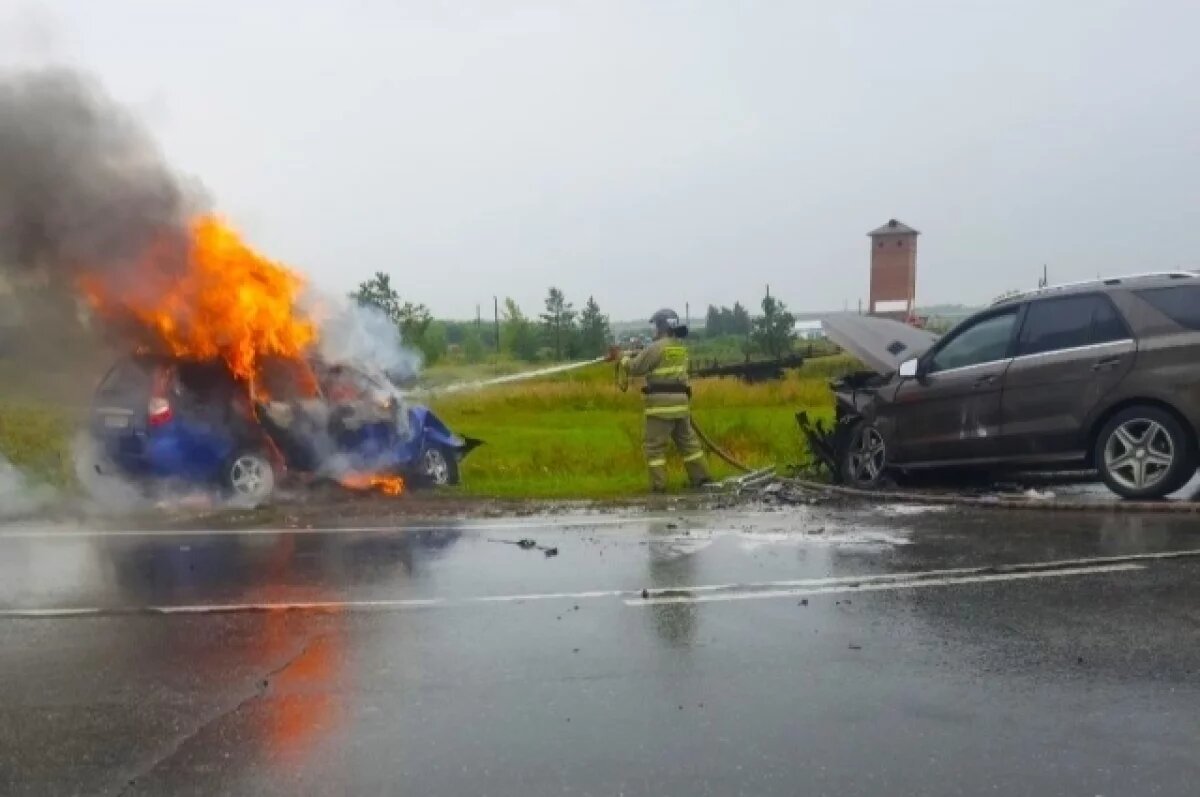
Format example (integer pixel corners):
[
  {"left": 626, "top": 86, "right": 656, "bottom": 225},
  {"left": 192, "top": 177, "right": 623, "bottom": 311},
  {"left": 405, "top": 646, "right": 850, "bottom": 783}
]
[{"left": 0, "top": 66, "right": 202, "bottom": 288}]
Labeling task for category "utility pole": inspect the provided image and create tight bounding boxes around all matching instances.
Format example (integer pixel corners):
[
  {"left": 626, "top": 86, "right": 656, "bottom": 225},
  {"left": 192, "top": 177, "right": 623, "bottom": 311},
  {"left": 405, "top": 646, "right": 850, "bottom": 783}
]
[
  {"left": 685, "top": 302, "right": 689, "bottom": 327},
  {"left": 493, "top": 296, "right": 500, "bottom": 355},
  {"left": 476, "top": 304, "right": 481, "bottom": 328}
]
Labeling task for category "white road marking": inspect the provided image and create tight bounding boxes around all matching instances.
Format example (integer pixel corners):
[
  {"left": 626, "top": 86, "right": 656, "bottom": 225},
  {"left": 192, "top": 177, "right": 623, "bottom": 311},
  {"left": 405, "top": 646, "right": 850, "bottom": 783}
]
[
  {"left": 0, "top": 515, "right": 656, "bottom": 540},
  {"left": 625, "top": 563, "right": 1145, "bottom": 606},
  {"left": 0, "top": 551, "right": 1175, "bottom": 618}
]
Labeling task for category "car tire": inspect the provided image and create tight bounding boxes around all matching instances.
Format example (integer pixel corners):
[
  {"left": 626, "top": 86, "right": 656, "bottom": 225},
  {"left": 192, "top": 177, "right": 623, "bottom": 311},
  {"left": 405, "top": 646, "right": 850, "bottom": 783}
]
[
  {"left": 1095, "top": 406, "right": 1197, "bottom": 500},
  {"left": 416, "top": 445, "right": 460, "bottom": 487},
  {"left": 839, "top": 421, "right": 889, "bottom": 489},
  {"left": 223, "top": 450, "right": 276, "bottom": 506}
]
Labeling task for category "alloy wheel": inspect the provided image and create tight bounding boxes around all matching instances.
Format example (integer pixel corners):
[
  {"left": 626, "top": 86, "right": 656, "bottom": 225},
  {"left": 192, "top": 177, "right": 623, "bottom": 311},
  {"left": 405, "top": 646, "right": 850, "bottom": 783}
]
[
  {"left": 230, "top": 454, "right": 274, "bottom": 500},
  {"left": 848, "top": 426, "right": 886, "bottom": 484},
  {"left": 1103, "top": 419, "right": 1175, "bottom": 492},
  {"left": 422, "top": 448, "right": 451, "bottom": 485}
]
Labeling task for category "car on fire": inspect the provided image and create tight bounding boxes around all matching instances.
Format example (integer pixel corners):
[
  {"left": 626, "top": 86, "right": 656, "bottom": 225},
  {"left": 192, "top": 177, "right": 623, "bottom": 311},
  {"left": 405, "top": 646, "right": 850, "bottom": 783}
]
[
  {"left": 88, "top": 353, "right": 479, "bottom": 504},
  {"left": 804, "top": 272, "right": 1200, "bottom": 500}
]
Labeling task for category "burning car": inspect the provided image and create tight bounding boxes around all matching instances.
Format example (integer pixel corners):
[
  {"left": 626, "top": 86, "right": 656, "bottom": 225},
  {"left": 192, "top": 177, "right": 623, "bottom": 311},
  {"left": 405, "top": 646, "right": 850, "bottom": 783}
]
[
  {"left": 89, "top": 353, "right": 480, "bottom": 504},
  {"left": 802, "top": 272, "right": 1200, "bottom": 499}
]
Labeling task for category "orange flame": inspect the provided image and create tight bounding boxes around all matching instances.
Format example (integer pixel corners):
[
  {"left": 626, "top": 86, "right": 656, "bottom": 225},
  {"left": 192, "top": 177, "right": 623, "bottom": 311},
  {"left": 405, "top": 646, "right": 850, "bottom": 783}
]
[
  {"left": 339, "top": 473, "right": 405, "bottom": 497},
  {"left": 78, "top": 214, "right": 316, "bottom": 382}
]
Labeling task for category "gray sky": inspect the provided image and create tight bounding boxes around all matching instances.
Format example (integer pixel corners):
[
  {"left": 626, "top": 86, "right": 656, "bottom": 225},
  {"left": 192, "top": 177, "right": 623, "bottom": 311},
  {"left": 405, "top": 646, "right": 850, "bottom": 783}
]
[{"left": 4, "top": 0, "right": 1199, "bottom": 320}]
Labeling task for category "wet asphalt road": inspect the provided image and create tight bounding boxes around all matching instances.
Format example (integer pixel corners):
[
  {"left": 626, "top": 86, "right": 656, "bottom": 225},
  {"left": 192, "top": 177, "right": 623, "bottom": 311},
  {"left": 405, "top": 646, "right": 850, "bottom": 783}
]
[{"left": 2, "top": 504, "right": 1199, "bottom": 796}]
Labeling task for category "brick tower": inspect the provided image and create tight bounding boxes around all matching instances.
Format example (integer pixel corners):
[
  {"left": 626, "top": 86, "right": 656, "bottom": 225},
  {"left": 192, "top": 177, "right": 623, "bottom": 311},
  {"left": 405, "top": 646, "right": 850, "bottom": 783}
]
[{"left": 867, "top": 219, "right": 918, "bottom": 319}]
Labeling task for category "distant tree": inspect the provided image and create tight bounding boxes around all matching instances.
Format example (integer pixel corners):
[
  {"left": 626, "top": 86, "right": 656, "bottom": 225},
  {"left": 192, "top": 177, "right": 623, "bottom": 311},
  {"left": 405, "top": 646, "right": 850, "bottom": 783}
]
[
  {"left": 577, "top": 296, "right": 612, "bottom": 357},
  {"left": 462, "top": 325, "right": 486, "bottom": 363},
  {"left": 704, "top": 305, "right": 722, "bottom": 337},
  {"left": 351, "top": 272, "right": 403, "bottom": 325},
  {"left": 752, "top": 294, "right": 796, "bottom": 358},
  {"left": 502, "top": 298, "right": 540, "bottom": 361},
  {"left": 539, "top": 287, "right": 577, "bottom": 360},
  {"left": 730, "top": 301, "right": 751, "bottom": 336},
  {"left": 420, "top": 320, "right": 447, "bottom": 365},
  {"left": 352, "top": 271, "right": 434, "bottom": 355}
]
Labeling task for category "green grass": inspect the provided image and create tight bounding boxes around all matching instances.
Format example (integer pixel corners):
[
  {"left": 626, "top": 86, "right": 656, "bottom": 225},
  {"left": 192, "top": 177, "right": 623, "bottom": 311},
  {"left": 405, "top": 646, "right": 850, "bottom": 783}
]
[
  {"left": 0, "top": 402, "right": 75, "bottom": 488},
  {"left": 432, "top": 355, "right": 853, "bottom": 498}
]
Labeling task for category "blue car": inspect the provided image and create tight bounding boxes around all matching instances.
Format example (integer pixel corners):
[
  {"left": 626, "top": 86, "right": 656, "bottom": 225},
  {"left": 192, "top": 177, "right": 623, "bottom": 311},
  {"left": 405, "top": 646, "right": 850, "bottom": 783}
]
[{"left": 89, "top": 355, "right": 479, "bottom": 503}]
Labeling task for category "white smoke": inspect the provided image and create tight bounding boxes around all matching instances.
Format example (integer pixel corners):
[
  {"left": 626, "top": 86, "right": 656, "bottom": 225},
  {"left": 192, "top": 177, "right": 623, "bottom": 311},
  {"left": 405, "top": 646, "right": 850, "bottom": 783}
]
[
  {"left": 0, "top": 452, "right": 55, "bottom": 518},
  {"left": 315, "top": 300, "right": 423, "bottom": 388}
]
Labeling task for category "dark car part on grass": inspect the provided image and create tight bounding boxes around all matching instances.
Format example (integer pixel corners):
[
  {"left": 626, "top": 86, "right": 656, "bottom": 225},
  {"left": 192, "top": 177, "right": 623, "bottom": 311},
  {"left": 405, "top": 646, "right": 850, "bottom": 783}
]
[
  {"left": 690, "top": 354, "right": 806, "bottom": 383},
  {"left": 89, "top": 354, "right": 480, "bottom": 504},
  {"left": 804, "top": 273, "right": 1200, "bottom": 500}
]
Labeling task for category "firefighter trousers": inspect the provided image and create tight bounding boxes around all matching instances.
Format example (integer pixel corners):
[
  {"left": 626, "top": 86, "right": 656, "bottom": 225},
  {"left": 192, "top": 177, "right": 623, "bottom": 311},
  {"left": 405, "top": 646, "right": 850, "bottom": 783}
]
[{"left": 644, "top": 414, "right": 710, "bottom": 491}]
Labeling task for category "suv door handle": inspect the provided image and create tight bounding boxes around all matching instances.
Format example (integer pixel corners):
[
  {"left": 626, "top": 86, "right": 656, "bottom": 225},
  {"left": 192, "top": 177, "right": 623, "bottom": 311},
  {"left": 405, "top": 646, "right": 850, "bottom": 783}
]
[
  {"left": 1091, "top": 356, "right": 1122, "bottom": 371},
  {"left": 973, "top": 375, "right": 996, "bottom": 388}
]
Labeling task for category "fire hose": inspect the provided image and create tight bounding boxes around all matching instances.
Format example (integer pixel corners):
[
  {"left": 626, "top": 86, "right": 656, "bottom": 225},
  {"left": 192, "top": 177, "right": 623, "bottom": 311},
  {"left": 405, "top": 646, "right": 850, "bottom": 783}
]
[{"left": 614, "top": 353, "right": 753, "bottom": 473}]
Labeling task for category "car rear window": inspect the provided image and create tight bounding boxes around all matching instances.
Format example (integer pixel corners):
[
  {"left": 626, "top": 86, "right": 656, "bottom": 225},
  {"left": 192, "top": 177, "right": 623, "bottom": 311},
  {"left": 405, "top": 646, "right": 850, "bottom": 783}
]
[
  {"left": 1017, "top": 294, "right": 1129, "bottom": 356},
  {"left": 1134, "top": 285, "right": 1200, "bottom": 330},
  {"left": 96, "top": 358, "right": 153, "bottom": 399}
]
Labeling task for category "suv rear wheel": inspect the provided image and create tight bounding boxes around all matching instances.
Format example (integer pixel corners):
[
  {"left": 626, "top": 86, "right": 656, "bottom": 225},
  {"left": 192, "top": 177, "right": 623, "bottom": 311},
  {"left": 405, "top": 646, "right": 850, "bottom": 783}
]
[
  {"left": 1095, "top": 406, "right": 1197, "bottom": 499},
  {"left": 224, "top": 450, "right": 276, "bottom": 506}
]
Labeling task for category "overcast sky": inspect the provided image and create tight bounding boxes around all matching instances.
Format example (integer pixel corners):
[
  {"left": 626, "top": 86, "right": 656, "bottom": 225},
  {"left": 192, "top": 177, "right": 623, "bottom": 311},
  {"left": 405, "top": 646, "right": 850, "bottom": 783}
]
[{"left": 4, "top": 1, "right": 1198, "bottom": 320}]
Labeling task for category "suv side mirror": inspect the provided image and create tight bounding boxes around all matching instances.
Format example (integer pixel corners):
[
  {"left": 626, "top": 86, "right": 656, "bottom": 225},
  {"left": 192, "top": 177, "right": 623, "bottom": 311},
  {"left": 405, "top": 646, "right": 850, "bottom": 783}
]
[{"left": 898, "top": 358, "right": 920, "bottom": 378}]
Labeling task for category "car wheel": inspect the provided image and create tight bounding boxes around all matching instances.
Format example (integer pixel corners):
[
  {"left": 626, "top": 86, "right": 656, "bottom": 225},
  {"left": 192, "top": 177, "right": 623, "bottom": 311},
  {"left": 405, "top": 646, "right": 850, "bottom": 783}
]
[
  {"left": 839, "top": 421, "right": 888, "bottom": 488},
  {"left": 418, "top": 446, "right": 460, "bottom": 487},
  {"left": 1095, "top": 407, "right": 1197, "bottom": 499},
  {"left": 224, "top": 450, "right": 276, "bottom": 506}
]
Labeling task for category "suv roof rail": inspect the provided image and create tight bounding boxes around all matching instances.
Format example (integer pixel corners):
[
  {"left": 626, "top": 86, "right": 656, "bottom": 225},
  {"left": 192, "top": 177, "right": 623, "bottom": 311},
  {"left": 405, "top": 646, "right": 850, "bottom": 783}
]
[{"left": 993, "top": 271, "right": 1198, "bottom": 304}]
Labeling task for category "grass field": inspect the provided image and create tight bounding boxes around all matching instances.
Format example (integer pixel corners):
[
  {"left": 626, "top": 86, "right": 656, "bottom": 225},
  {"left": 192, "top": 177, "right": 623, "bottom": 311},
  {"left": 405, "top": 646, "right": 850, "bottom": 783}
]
[
  {"left": 0, "top": 353, "right": 859, "bottom": 499},
  {"left": 0, "top": 401, "right": 75, "bottom": 488},
  {"left": 430, "top": 354, "right": 857, "bottom": 497}
]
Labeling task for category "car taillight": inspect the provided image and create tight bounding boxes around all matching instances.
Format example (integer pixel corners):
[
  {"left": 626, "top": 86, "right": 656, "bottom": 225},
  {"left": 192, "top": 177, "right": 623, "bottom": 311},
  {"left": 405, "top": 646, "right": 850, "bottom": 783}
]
[{"left": 148, "top": 397, "right": 173, "bottom": 427}]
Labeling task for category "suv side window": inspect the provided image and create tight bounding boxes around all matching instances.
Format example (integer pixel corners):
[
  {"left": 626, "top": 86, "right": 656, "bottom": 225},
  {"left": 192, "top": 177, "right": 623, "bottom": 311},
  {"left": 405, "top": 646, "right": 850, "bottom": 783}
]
[
  {"left": 1017, "top": 294, "right": 1129, "bottom": 356},
  {"left": 928, "top": 309, "right": 1018, "bottom": 373},
  {"left": 1134, "top": 285, "right": 1200, "bottom": 329}
]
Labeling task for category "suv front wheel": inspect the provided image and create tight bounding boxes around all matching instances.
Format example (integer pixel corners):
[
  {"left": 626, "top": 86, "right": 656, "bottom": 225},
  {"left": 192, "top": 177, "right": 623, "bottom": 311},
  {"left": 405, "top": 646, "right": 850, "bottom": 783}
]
[
  {"left": 1095, "top": 406, "right": 1197, "bottom": 499},
  {"left": 839, "top": 421, "right": 888, "bottom": 488}
]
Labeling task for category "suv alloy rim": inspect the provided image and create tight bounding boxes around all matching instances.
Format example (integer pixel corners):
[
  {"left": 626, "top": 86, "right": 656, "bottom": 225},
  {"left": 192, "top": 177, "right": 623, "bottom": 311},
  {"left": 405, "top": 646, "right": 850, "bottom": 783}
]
[
  {"left": 1104, "top": 419, "right": 1175, "bottom": 491},
  {"left": 849, "top": 426, "right": 886, "bottom": 483},
  {"left": 423, "top": 448, "right": 450, "bottom": 485},
  {"left": 230, "top": 454, "right": 271, "bottom": 498}
]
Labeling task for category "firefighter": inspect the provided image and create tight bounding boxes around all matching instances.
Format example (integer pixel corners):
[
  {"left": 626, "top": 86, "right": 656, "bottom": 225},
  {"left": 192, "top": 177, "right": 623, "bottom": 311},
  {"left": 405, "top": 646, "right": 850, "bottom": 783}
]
[{"left": 621, "top": 308, "right": 712, "bottom": 492}]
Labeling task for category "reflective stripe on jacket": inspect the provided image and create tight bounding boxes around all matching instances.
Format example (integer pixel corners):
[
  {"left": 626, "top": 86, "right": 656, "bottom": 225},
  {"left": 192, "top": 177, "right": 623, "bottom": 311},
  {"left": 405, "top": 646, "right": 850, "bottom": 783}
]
[{"left": 626, "top": 337, "right": 691, "bottom": 418}]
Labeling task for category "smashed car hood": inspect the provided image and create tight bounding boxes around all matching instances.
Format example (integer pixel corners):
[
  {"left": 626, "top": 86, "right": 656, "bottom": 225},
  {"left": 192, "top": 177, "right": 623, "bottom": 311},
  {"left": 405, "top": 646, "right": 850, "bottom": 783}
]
[{"left": 821, "top": 313, "right": 939, "bottom": 375}]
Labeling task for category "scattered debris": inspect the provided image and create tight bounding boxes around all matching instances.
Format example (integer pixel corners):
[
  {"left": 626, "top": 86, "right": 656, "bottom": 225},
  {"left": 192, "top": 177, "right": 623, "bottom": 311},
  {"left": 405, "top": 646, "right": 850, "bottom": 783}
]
[
  {"left": 848, "top": 643, "right": 863, "bottom": 651},
  {"left": 491, "top": 537, "right": 560, "bottom": 556},
  {"left": 641, "top": 588, "right": 650, "bottom": 599},
  {"left": 799, "top": 599, "right": 809, "bottom": 607}
]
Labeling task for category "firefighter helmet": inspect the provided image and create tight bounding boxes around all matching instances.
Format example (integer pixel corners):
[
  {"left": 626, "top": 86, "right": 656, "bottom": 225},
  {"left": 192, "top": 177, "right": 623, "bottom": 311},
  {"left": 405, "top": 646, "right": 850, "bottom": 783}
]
[{"left": 650, "top": 308, "right": 688, "bottom": 337}]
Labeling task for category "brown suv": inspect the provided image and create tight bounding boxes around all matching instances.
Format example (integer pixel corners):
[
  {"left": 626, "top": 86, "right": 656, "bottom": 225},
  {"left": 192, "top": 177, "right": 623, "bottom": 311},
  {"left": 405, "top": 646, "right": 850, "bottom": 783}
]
[{"left": 819, "top": 272, "right": 1200, "bottom": 499}]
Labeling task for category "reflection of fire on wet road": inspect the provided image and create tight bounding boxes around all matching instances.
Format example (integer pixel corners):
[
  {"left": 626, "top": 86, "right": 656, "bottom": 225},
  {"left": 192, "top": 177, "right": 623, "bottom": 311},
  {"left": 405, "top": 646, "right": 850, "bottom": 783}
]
[{"left": 246, "top": 536, "right": 347, "bottom": 767}]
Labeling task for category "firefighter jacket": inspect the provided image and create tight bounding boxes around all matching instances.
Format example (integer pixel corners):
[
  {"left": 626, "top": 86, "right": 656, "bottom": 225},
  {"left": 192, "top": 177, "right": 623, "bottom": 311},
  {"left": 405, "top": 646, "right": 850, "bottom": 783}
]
[{"left": 624, "top": 337, "right": 692, "bottom": 420}]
